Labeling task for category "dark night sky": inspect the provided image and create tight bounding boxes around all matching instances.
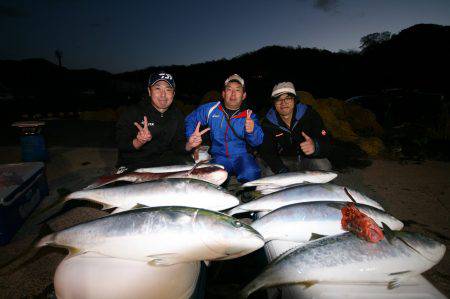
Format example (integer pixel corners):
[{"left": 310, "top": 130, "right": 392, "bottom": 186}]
[{"left": 1, "top": 0, "right": 449, "bottom": 73}]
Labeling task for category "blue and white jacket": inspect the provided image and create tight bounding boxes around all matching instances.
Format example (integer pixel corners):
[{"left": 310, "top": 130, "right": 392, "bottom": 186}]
[{"left": 185, "top": 101, "right": 264, "bottom": 158}]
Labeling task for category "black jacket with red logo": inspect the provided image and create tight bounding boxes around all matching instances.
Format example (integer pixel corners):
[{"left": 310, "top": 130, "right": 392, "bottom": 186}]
[
  {"left": 258, "top": 103, "right": 331, "bottom": 173},
  {"left": 116, "top": 99, "right": 187, "bottom": 169}
]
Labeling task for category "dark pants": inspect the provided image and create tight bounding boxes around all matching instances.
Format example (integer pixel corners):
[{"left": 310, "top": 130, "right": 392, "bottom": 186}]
[
  {"left": 259, "top": 156, "right": 332, "bottom": 176},
  {"left": 118, "top": 152, "right": 193, "bottom": 172}
]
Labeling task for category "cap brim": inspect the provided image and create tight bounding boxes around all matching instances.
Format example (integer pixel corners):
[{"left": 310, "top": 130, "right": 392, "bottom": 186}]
[
  {"left": 271, "top": 91, "right": 297, "bottom": 98},
  {"left": 149, "top": 79, "right": 175, "bottom": 88}
]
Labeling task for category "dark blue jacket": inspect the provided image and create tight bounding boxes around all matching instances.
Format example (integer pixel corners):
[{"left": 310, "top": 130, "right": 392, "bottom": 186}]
[{"left": 259, "top": 103, "right": 331, "bottom": 173}]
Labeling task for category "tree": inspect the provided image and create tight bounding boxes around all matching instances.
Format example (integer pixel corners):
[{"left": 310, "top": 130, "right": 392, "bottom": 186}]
[{"left": 360, "top": 31, "right": 391, "bottom": 51}]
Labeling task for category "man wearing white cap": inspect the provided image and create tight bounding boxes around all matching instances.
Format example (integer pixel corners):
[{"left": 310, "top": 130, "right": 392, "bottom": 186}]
[
  {"left": 259, "top": 82, "right": 331, "bottom": 173},
  {"left": 185, "top": 74, "right": 264, "bottom": 183}
]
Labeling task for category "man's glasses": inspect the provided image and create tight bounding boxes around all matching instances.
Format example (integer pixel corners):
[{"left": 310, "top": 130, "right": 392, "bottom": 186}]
[{"left": 274, "top": 96, "right": 295, "bottom": 105}]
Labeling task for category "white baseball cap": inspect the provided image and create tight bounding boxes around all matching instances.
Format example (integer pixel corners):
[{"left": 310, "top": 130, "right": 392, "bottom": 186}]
[{"left": 271, "top": 82, "right": 296, "bottom": 98}]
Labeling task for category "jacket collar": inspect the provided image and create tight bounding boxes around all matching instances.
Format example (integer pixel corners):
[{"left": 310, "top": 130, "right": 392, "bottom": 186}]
[
  {"left": 139, "top": 98, "right": 173, "bottom": 115},
  {"left": 266, "top": 102, "right": 307, "bottom": 130},
  {"left": 218, "top": 102, "right": 248, "bottom": 119}
]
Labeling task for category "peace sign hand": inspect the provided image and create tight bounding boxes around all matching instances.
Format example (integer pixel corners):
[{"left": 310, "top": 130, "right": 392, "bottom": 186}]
[
  {"left": 299, "top": 131, "right": 315, "bottom": 155},
  {"left": 245, "top": 110, "right": 254, "bottom": 133},
  {"left": 187, "top": 122, "right": 210, "bottom": 150},
  {"left": 134, "top": 116, "right": 152, "bottom": 145}
]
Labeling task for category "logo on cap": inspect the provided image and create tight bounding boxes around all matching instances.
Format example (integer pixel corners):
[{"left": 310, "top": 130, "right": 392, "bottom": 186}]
[{"left": 149, "top": 72, "right": 175, "bottom": 88}]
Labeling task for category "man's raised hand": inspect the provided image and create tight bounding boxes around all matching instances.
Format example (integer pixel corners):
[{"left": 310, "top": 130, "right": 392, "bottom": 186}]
[
  {"left": 134, "top": 116, "right": 152, "bottom": 145},
  {"left": 245, "top": 109, "right": 255, "bottom": 133},
  {"left": 187, "top": 121, "right": 210, "bottom": 151},
  {"left": 300, "top": 131, "right": 315, "bottom": 155}
]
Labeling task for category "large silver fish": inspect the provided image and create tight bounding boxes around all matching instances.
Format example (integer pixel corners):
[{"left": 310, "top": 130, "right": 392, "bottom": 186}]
[
  {"left": 37, "top": 206, "right": 265, "bottom": 265},
  {"left": 240, "top": 231, "right": 446, "bottom": 298},
  {"left": 135, "top": 163, "right": 224, "bottom": 173},
  {"left": 242, "top": 171, "right": 337, "bottom": 188},
  {"left": 228, "top": 184, "right": 384, "bottom": 215},
  {"left": 45, "top": 179, "right": 239, "bottom": 215},
  {"left": 251, "top": 201, "right": 403, "bottom": 242},
  {"left": 85, "top": 165, "right": 228, "bottom": 189}
]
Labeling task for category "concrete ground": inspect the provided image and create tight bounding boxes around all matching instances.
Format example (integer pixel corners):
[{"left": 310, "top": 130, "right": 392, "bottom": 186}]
[{"left": 0, "top": 146, "right": 449, "bottom": 298}]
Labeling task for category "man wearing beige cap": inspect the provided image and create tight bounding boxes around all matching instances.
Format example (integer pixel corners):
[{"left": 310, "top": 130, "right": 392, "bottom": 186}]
[
  {"left": 185, "top": 74, "right": 264, "bottom": 183},
  {"left": 259, "top": 82, "right": 331, "bottom": 173}
]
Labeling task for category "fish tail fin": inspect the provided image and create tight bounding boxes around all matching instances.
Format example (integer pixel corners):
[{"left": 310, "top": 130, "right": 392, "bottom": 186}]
[
  {"left": 238, "top": 279, "right": 262, "bottom": 299},
  {"left": 344, "top": 187, "right": 357, "bottom": 204},
  {"left": 382, "top": 222, "right": 396, "bottom": 244},
  {"left": 28, "top": 191, "right": 72, "bottom": 223},
  {"left": 0, "top": 223, "right": 54, "bottom": 275},
  {"left": 187, "top": 159, "right": 210, "bottom": 175},
  {"left": 36, "top": 223, "right": 56, "bottom": 247},
  {"left": 84, "top": 173, "right": 123, "bottom": 189},
  {"left": 226, "top": 206, "right": 250, "bottom": 216}
]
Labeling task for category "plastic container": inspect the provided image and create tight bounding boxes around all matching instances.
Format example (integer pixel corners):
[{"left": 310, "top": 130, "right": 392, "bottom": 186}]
[
  {"left": 12, "top": 121, "right": 48, "bottom": 162},
  {"left": 54, "top": 253, "right": 201, "bottom": 299}
]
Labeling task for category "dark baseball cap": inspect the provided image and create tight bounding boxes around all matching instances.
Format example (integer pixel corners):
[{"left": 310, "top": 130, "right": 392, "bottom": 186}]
[{"left": 148, "top": 72, "right": 175, "bottom": 88}]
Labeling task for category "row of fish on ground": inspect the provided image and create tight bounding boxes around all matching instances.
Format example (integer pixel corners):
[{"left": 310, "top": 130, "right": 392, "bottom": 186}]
[
  {"left": 230, "top": 175, "right": 446, "bottom": 297},
  {"left": 1, "top": 163, "right": 446, "bottom": 299}
]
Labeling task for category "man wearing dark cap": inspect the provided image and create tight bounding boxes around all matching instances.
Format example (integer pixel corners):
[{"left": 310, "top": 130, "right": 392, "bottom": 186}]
[
  {"left": 185, "top": 74, "right": 264, "bottom": 183},
  {"left": 259, "top": 82, "right": 332, "bottom": 174},
  {"left": 116, "top": 72, "right": 190, "bottom": 171}
]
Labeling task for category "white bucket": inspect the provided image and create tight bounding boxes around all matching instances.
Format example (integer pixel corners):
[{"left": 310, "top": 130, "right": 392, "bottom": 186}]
[{"left": 54, "top": 253, "right": 200, "bottom": 299}]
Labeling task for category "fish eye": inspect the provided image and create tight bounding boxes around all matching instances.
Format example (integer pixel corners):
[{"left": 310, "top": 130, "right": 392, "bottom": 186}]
[{"left": 232, "top": 220, "right": 242, "bottom": 228}]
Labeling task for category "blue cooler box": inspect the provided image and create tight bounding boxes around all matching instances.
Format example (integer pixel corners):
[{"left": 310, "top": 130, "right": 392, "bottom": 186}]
[{"left": 0, "top": 162, "right": 48, "bottom": 245}]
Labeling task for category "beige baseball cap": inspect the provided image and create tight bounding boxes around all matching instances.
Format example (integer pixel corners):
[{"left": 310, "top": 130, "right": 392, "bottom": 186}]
[
  {"left": 224, "top": 74, "right": 245, "bottom": 87},
  {"left": 271, "top": 82, "right": 296, "bottom": 98}
]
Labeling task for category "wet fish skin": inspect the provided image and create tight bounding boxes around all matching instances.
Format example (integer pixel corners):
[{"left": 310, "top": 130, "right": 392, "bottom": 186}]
[
  {"left": 242, "top": 171, "right": 338, "bottom": 188},
  {"left": 251, "top": 201, "right": 403, "bottom": 242},
  {"left": 135, "top": 164, "right": 224, "bottom": 173},
  {"left": 85, "top": 166, "right": 228, "bottom": 189},
  {"left": 240, "top": 232, "right": 446, "bottom": 298},
  {"left": 38, "top": 206, "right": 265, "bottom": 265},
  {"left": 66, "top": 178, "right": 239, "bottom": 212},
  {"left": 228, "top": 184, "right": 384, "bottom": 215}
]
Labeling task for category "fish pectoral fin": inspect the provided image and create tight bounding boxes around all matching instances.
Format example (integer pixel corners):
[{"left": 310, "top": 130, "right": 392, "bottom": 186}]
[
  {"left": 387, "top": 271, "right": 412, "bottom": 289},
  {"left": 132, "top": 203, "right": 150, "bottom": 210},
  {"left": 388, "top": 279, "right": 402, "bottom": 289},
  {"left": 309, "top": 233, "right": 326, "bottom": 241},
  {"left": 101, "top": 204, "right": 116, "bottom": 211},
  {"left": 326, "top": 202, "right": 345, "bottom": 210},
  {"left": 382, "top": 222, "right": 396, "bottom": 245},
  {"left": 110, "top": 207, "right": 128, "bottom": 214},
  {"left": 389, "top": 270, "right": 411, "bottom": 276},
  {"left": 66, "top": 246, "right": 83, "bottom": 259},
  {"left": 147, "top": 253, "right": 181, "bottom": 267},
  {"left": 296, "top": 280, "right": 319, "bottom": 289}
]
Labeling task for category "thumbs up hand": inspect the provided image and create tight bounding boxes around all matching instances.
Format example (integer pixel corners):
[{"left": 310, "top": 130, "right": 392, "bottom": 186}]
[
  {"left": 245, "top": 110, "right": 254, "bottom": 133},
  {"left": 300, "top": 131, "right": 315, "bottom": 155}
]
